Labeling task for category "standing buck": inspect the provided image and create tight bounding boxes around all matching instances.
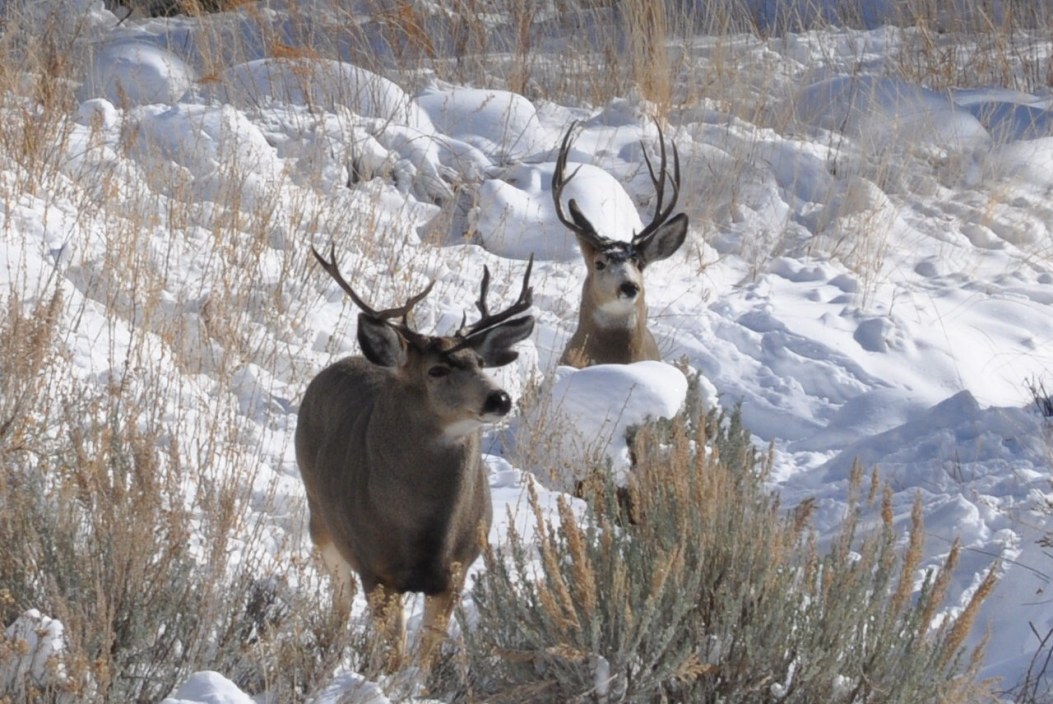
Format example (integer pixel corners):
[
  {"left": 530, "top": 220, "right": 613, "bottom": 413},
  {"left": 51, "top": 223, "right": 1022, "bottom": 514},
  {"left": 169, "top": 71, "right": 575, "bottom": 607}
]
[
  {"left": 295, "top": 247, "right": 534, "bottom": 671},
  {"left": 553, "top": 121, "right": 688, "bottom": 367}
]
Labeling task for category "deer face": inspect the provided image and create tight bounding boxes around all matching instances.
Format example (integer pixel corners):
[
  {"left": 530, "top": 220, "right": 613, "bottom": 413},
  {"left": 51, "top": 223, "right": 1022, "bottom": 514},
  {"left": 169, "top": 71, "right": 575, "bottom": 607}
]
[
  {"left": 568, "top": 199, "right": 688, "bottom": 328},
  {"left": 581, "top": 241, "right": 646, "bottom": 320},
  {"left": 426, "top": 352, "right": 510, "bottom": 429},
  {"left": 399, "top": 334, "right": 525, "bottom": 439}
]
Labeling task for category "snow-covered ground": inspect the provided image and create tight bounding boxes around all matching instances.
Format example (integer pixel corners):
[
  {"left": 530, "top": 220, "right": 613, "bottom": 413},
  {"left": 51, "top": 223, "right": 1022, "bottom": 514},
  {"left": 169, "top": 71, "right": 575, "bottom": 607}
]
[{"left": 6, "top": 1, "right": 1053, "bottom": 701}]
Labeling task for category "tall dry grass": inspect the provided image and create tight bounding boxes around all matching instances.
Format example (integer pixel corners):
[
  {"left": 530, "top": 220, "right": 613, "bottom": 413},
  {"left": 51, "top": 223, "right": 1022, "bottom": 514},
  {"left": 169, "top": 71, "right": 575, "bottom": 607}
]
[{"left": 0, "top": 5, "right": 368, "bottom": 700}]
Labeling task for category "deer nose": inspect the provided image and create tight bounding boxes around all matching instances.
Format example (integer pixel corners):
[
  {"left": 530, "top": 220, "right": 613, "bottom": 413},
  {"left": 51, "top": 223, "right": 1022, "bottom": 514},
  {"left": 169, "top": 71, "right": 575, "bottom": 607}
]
[
  {"left": 482, "top": 390, "right": 512, "bottom": 417},
  {"left": 619, "top": 281, "right": 640, "bottom": 298}
]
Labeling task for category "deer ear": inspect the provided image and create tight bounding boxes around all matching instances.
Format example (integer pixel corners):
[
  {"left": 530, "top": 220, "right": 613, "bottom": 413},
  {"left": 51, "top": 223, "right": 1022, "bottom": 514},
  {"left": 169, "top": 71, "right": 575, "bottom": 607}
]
[
  {"left": 470, "top": 316, "right": 535, "bottom": 367},
  {"left": 575, "top": 234, "right": 600, "bottom": 262},
  {"left": 638, "top": 213, "right": 688, "bottom": 266},
  {"left": 357, "top": 315, "right": 406, "bottom": 367}
]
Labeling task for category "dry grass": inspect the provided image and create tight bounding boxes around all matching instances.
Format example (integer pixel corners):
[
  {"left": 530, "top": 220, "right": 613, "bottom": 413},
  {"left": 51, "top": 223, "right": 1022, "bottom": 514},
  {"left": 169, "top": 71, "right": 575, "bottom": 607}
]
[
  {"left": 0, "top": 8, "right": 362, "bottom": 700},
  {"left": 0, "top": 190, "right": 365, "bottom": 701}
]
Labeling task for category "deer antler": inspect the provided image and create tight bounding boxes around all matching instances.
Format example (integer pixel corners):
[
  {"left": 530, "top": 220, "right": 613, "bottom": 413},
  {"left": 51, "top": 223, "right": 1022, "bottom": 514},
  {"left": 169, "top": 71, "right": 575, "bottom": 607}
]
[
  {"left": 551, "top": 123, "right": 610, "bottom": 250},
  {"left": 633, "top": 121, "right": 681, "bottom": 246},
  {"left": 312, "top": 245, "right": 435, "bottom": 325},
  {"left": 551, "top": 122, "right": 584, "bottom": 234},
  {"left": 455, "top": 254, "right": 534, "bottom": 344}
]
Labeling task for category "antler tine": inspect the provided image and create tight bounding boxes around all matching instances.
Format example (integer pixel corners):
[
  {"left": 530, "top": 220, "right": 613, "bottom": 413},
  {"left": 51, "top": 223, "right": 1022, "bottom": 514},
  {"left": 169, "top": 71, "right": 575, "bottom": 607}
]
[
  {"left": 551, "top": 122, "right": 589, "bottom": 236},
  {"left": 312, "top": 244, "right": 435, "bottom": 321},
  {"left": 394, "top": 281, "right": 437, "bottom": 322},
  {"left": 312, "top": 245, "right": 376, "bottom": 315},
  {"left": 634, "top": 120, "right": 682, "bottom": 244},
  {"left": 474, "top": 264, "right": 492, "bottom": 319},
  {"left": 457, "top": 255, "right": 534, "bottom": 341}
]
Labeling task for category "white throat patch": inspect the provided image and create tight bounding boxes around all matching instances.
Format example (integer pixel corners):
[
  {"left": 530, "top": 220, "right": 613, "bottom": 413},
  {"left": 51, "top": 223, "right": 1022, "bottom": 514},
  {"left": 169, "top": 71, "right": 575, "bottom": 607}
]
[
  {"left": 442, "top": 417, "right": 485, "bottom": 440},
  {"left": 593, "top": 297, "right": 639, "bottom": 327}
]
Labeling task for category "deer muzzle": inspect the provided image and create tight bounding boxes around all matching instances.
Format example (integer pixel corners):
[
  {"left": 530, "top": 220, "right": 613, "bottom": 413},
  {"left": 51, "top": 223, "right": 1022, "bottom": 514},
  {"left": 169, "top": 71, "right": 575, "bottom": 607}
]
[
  {"left": 482, "top": 390, "right": 512, "bottom": 417},
  {"left": 619, "top": 281, "right": 641, "bottom": 299}
]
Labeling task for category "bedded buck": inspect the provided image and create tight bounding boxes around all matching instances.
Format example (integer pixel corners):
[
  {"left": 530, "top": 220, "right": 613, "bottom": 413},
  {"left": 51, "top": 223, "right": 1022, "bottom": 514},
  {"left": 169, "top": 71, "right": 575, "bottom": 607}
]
[
  {"left": 295, "top": 247, "right": 534, "bottom": 672},
  {"left": 553, "top": 121, "right": 689, "bottom": 367}
]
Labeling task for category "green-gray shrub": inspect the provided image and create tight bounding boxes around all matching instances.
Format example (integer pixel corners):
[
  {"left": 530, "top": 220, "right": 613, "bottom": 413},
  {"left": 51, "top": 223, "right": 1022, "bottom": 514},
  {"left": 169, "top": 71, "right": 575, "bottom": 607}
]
[{"left": 465, "top": 407, "right": 995, "bottom": 703}]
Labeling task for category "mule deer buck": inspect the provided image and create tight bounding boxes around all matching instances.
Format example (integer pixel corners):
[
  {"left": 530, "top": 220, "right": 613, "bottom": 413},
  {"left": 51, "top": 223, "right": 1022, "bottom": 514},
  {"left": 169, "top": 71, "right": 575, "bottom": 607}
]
[
  {"left": 296, "top": 247, "right": 534, "bottom": 672},
  {"left": 553, "top": 121, "right": 688, "bottom": 367}
]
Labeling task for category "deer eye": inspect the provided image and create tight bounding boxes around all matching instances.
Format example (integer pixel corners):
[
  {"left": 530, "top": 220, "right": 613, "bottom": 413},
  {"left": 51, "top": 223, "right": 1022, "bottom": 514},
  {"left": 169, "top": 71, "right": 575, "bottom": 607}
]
[
  {"left": 594, "top": 260, "right": 606, "bottom": 271},
  {"left": 428, "top": 365, "right": 451, "bottom": 378}
]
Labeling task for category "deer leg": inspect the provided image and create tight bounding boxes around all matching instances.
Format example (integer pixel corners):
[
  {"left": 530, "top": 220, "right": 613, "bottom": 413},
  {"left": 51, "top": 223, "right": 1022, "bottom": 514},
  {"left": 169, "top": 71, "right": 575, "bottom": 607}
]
[
  {"left": 367, "top": 583, "right": 406, "bottom": 674},
  {"left": 309, "top": 514, "right": 357, "bottom": 621},
  {"left": 418, "top": 566, "right": 464, "bottom": 670}
]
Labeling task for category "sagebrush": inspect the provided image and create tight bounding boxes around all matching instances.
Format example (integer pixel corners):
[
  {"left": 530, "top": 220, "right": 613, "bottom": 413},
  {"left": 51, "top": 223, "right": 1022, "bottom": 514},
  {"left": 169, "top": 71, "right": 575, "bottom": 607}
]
[{"left": 465, "top": 406, "right": 996, "bottom": 703}]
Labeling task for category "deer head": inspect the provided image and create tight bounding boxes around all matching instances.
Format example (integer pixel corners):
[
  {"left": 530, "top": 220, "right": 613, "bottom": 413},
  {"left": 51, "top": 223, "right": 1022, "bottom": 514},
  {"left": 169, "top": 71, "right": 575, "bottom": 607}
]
[
  {"left": 312, "top": 245, "right": 534, "bottom": 434},
  {"left": 552, "top": 120, "right": 689, "bottom": 367}
]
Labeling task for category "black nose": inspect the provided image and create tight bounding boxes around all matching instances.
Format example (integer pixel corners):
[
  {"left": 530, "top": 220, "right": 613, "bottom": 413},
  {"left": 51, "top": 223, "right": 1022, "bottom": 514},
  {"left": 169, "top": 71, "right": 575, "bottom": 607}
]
[
  {"left": 483, "top": 390, "right": 512, "bottom": 416},
  {"left": 619, "top": 281, "right": 640, "bottom": 298}
]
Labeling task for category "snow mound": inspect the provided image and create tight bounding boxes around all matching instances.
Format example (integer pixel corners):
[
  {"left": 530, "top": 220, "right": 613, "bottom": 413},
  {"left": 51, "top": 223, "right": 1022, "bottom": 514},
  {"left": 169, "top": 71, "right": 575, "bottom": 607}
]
[
  {"left": 78, "top": 40, "right": 195, "bottom": 106},
  {"left": 161, "top": 671, "right": 257, "bottom": 704},
  {"left": 1, "top": 610, "right": 75, "bottom": 702},
  {"left": 953, "top": 88, "right": 1053, "bottom": 141},
  {"left": 304, "top": 670, "right": 391, "bottom": 704},
  {"left": 990, "top": 136, "right": 1053, "bottom": 189},
  {"left": 123, "top": 103, "right": 282, "bottom": 204},
  {"left": 822, "top": 390, "right": 1047, "bottom": 487},
  {"left": 416, "top": 85, "right": 551, "bottom": 162},
  {"left": 961, "top": 100, "right": 1053, "bottom": 142},
  {"left": 794, "top": 75, "right": 990, "bottom": 150},
  {"left": 220, "top": 58, "right": 435, "bottom": 132},
  {"left": 521, "top": 361, "right": 688, "bottom": 491},
  {"left": 473, "top": 161, "right": 644, "bottom": 261}
]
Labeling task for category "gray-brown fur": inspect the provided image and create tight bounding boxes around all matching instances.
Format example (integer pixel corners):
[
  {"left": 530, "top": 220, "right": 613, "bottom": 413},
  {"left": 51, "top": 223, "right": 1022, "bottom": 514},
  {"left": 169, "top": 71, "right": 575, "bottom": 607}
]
[
  {"left": 296, "top": 247, "right": 534, "bottom": 671},
  {"left": 296, "top": 353, "right": 493, "bottom": 596}
]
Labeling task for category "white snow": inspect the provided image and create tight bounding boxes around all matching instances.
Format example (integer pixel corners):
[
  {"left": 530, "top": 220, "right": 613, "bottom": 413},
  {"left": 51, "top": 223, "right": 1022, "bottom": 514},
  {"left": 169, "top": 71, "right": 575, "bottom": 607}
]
[
  {"left": 794, "top": 74, "right": 991, "bottom": 151},
  {"left": 79, "top": 40, "right": 195, "bottom": 106},
  {"left": 220, "top": 59, "right": 435, "bottom": 133},
  {"left": 160, "top": 671, "right": 256, "bottom": 704},
  {"left": 516, "top": 361, "right": 689, "bottom": 491},
  {"left": 4, "top": 2, "right": 1053, "bottom": 702},
  {"left": 415, "top": 84, "right": 550, "bottom": 163},
  {"left": 473, "top": 159, "right": 644, "bottom": 260},
  {"left": 1, "top": 610, "right": 74, "bottom": 701}
]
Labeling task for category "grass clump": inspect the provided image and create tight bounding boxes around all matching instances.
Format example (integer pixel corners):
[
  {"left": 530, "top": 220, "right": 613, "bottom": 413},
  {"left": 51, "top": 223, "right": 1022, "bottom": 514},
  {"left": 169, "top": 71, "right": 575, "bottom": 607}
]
[
  {"left": 0, "top": 289, "right": 364, "bottom": 703},
  {"left": 1027, "top": 376, "right": 1053, "bottom": 420},
  {"left": 466, "top": 407, "right": 996, "bottom": 703}
]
